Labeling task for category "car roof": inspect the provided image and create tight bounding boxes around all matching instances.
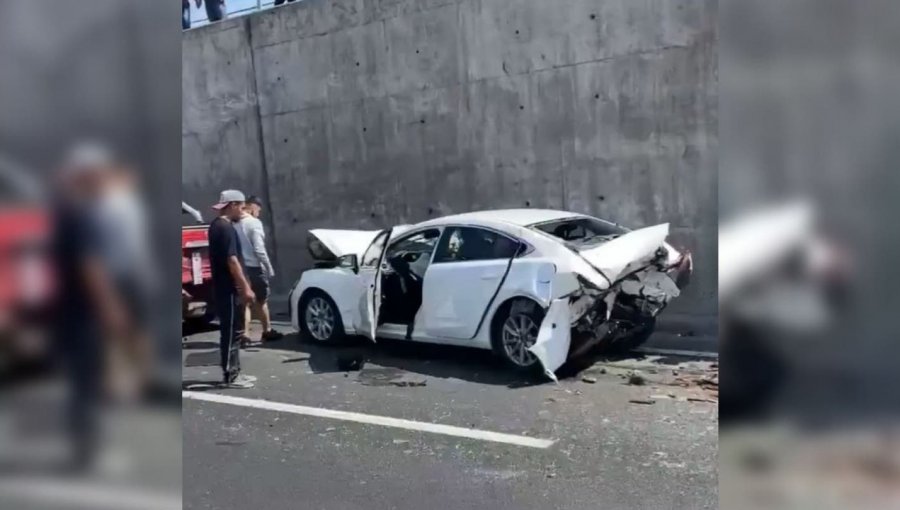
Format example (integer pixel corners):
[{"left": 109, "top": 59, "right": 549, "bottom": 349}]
[{"left": 416, "top": 209, "right": 585, "bottom": 228}]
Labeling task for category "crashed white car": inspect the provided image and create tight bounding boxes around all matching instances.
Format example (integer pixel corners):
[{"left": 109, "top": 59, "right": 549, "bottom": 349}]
[{"left": 289, "top": 209, "right": 692, "bottom": 379}]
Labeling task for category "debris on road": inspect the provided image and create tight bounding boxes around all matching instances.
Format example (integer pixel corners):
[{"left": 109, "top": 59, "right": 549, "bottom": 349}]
[
  {"left": 627, "top": 371, "right": 647, "bottom": 386},
  {"left": 581, "top": 376, "right": 597, "bottom": 384},
  {"left": 336, "top": 352, "right": 366, "bottom": 371},
  {"left": 391, "top": 380, "right": 427, "bottom": 387},
  {"left": 358, "top": 367, "right": 426, "bottom": 388},
  {"left": 630, "top": 399, "right": 656, "bottom": 405}
]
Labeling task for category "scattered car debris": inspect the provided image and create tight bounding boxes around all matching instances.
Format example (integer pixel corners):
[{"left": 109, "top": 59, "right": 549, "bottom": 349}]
[
  {"left": 629, "top": 399, "right": 656, "bottom": 405},
  {"left": 581, "top": 376, "right": 597, "bottom": 384},
  {"left": 627, "top": 371, "right": 647, "bottom": 386},
  {"left": 336, "top": 352, "right": 366, "bottom": 371},
  {"left": 391, "top": 380, "right": 427, "bottom": 388},
  {"left": 357, "top": 367, "right": 427, "bottom": 387}
]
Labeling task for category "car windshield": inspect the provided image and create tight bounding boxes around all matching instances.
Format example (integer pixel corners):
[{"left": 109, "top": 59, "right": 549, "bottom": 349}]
[{"left": 531, "top": 217, "right": 628, "bottom": 245}]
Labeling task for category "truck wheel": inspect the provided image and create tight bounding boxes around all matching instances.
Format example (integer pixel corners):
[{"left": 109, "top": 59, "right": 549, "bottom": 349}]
[{"left": 299, "top": 290, "right": 344, "bottom": 343}]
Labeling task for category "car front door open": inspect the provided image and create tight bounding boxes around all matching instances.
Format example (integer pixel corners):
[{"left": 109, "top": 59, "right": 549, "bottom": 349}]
[{"left": 356, "top": 228, "right": 391, "bottom": 342}]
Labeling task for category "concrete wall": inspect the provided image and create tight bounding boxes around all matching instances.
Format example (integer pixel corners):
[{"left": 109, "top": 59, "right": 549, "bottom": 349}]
[{"left": 183, "top": 0, "right": 718, "bottom": 330}]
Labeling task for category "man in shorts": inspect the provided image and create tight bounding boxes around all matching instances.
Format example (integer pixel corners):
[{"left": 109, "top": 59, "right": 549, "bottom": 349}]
[{"left": 237, "top": 195, "right": 283, "bottom": 346}]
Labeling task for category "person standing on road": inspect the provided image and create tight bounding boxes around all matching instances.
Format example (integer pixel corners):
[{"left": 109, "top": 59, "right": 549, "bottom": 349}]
[
  {"left": 237, "top": 195, "right": 283, "bottom": 346},
  {"left": 208, "top": 190, "right": 256, "bottom": 388}
]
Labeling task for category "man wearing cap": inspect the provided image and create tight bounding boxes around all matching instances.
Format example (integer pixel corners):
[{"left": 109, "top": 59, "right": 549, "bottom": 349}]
[
  {"left": 237, "top": 195, "right": 283, "bottom": 346},
  {"left": 208, "top": 190, "right": 256, "bottom": 388}
]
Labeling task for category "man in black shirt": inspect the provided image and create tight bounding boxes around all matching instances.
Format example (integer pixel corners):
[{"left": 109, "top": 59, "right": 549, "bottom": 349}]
[{"left": 208, "top": 190, "right": 256, "bottom": 388}]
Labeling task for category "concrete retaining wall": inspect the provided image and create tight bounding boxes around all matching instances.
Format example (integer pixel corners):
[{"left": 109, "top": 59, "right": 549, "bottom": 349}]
[{"left": 183, "top": 0, "right": 718, "bottom": 332}]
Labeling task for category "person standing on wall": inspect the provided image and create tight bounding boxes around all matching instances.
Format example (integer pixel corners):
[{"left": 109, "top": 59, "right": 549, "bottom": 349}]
[
  {"left": 237, "top": 195, "right": 284, "bottom": 346},
  {"left": 208, "top": 190, "right": 256, "bottom": 388},
  {"left": 183, "top": 0, "right": 191, "bottom": 30},
  {"left": 196, "top": 0, "right": 226, "bottom": 23}
]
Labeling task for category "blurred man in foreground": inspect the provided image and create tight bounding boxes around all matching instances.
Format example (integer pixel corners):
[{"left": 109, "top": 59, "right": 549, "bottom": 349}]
[
  {"left": 207, "top": 190, "right": 255, "bottom": 388},
  {"left": 52, "top": 143, "right": 131, "bottom": 468},
  {"left": 237, "top": 195, "right": 282, "bottom": 346}
]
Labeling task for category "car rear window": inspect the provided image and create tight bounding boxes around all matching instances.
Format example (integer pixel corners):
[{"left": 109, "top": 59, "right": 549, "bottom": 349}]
[{"left": 532, "top": 217, "right": 627, "bottom": 243}]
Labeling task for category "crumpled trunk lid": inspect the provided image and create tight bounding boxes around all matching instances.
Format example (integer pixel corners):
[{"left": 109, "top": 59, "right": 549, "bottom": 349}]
[
  {"left": 307, "top": 229, "right": 382, "bottom": 261},
  {"left": 575, "top": 223, "right": 673, "bottom": 285}
]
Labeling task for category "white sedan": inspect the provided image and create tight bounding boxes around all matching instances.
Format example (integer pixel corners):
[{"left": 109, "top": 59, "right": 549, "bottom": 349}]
[{"left": 289, "top": 209, "right": 692, "bottom": 380}]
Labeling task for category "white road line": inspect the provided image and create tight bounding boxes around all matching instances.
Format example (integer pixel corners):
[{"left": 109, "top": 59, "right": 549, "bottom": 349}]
[
  {"left": 0, "top": 478, "right": 180, "bottom": 510},
  {"left": 635, "top": 347, "right": 718, "bottom": 359},
  {"left": 184, "top": 391, "right": 555, "bottom": 449}
]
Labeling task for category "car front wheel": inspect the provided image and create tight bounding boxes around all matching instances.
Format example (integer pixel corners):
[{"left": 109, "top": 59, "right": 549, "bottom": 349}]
[{"left": 299, "top": 291, "right": 345, "bottom": 343}]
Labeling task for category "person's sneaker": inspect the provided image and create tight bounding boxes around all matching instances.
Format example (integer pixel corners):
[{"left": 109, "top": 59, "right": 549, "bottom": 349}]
[
  {"left": 224, "top": 374, "right": 256, "bottom": 389},
  {"left": 261, "top": 329, "right": 285, "bottom": 341},
  {"left": 240, "top": 335, "right": 261, "bottom": 348}
]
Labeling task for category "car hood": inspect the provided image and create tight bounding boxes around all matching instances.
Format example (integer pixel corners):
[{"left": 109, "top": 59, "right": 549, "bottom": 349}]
[
  {"left": 574, "top": 223, "right": 675, "bottom": 285},
  {"left": 308, "top": 229, "right": 383, "bottom": 260}
]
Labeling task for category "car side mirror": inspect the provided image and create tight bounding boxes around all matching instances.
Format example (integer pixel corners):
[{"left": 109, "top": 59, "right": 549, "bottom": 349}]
[{"left": 338, "top": 253, "right": 359, "bottom": 274}]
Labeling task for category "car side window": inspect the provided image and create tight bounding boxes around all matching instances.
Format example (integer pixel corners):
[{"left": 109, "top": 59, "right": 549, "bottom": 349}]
[
  {"left": 386, "top": 229, "right": 441, "bottom": 256},
  {"left": 384, "top": 229, "right": 442, "bottom": 277},
  {"left": 361, "top": 230, "right": 390, "bottom": 267},
  {"left": 433, "top": 227, "right": 520, "bottom": 263}
]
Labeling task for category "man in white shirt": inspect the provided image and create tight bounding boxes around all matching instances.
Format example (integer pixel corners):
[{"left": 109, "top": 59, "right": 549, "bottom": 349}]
[{"left": 237, "top": 196, "right": 283, "bottom": 345}]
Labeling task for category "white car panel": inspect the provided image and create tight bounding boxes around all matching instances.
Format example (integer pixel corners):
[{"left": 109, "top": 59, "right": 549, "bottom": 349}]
[
  {"left": 294, "top": 268, "right": 365, "bottom": 333},
  {"left": 577, "top": 223, "right": 670, "bottom": 283},
  {"left": 420, "top": 258, "right": 510, "bottom": 339},
  {"left": 358, "top": 228, "right": 393, "bottom": 342},
  {"left": 309, "top": 229, "right": 382, "bottom": 258},
  {"left": 528, "top": 298, "right": 572, "bottom": 381}
]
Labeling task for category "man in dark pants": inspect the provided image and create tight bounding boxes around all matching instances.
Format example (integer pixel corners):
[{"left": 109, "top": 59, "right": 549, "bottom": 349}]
[
  {"left": 208, "top": 190, "right": 256, "bottom": 388},
  {"left": 52, "top": 143, "right": 133, "bottom": 469},
  {"left": 203, "top": 0, "right": 226, "bottom": 23}
]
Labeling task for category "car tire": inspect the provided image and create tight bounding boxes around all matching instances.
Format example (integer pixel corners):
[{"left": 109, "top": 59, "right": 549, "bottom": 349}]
[
  {"left": 298, "top": 290, "right": 345, "bottom": 343},
  {"left": 490, "top": 298, "right": 545, "bottom": 372}
]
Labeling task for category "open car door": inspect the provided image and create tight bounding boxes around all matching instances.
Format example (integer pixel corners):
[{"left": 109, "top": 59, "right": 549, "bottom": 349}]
[{"left": 357, "top": 228, "right": 392, "bottom": 342}]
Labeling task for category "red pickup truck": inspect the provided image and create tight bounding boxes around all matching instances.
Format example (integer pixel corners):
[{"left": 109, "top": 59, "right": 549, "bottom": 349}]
[
  {"left": 182, "top": 202, "right": 214, "bottom": 322},
  {"left": 0, "top": 162, "right": 54, "bottom": 370}
]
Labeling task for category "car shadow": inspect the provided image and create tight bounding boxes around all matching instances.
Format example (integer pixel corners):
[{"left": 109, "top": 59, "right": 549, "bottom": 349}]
[
  {"left": 256, "top": 332, "right": 543, "bottom": 388},
  {"left": 255, "top": 331, "right": 647, "bottom": 388}
]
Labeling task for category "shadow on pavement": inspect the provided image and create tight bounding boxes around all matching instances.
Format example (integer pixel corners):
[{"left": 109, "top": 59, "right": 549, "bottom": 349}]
[{"left": 254, "top": 331, "right": 649, "bottom": 388}]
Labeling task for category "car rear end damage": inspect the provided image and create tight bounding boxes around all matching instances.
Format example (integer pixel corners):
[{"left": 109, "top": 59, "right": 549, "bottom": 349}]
[{"left": 528, "top": 223, "right": 693, "bottom": 380}]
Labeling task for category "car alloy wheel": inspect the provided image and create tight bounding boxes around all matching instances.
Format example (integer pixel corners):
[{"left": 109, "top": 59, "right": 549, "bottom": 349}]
[
  {"left": 305, "top": 296, "right": 335, "bottom": 341},
  {"left": 501, "top": 313, "right": 538, "bottom": 367}
]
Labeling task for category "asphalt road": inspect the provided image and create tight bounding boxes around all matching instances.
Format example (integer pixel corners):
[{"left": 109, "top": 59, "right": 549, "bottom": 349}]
[{"left": 183, "top": 323, "right": 718, "bottom": 510}]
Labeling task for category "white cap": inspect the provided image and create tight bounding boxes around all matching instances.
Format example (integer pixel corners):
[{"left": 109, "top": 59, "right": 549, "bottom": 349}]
[{"left": 212, "top": 189, "right": 245, "bottom": 210}]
